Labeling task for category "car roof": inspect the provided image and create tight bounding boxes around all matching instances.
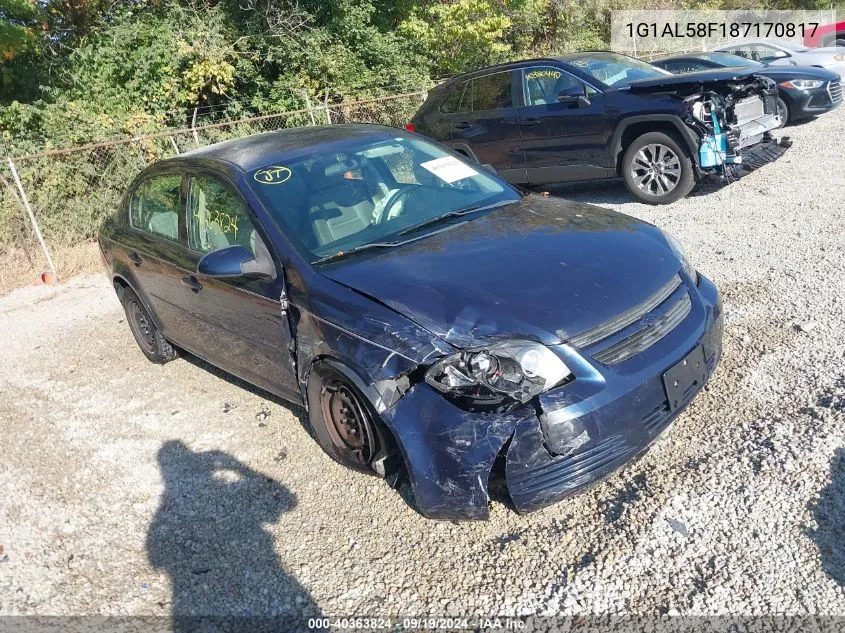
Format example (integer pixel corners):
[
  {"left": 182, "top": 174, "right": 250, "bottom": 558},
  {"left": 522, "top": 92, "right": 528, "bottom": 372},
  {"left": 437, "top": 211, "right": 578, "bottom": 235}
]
[
  {"left": 434, "top": 51, "right": 637, "bottom": 86},
  {"left": 163, "top": 123, "right": 407, "bottom": 173}
]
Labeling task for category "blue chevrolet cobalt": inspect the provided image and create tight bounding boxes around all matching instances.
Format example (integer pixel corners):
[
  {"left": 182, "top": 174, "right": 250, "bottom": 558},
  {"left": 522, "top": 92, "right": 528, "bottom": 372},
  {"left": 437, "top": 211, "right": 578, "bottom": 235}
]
[{"left": 99, "top": 124, "right": 723, "bottom": 520}]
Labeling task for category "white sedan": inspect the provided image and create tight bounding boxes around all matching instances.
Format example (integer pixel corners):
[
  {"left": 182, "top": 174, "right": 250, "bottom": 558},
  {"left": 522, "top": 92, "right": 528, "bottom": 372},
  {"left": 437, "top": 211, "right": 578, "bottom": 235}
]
[{"left": 712, "top": 38, "right": 845, "bottom": 79}]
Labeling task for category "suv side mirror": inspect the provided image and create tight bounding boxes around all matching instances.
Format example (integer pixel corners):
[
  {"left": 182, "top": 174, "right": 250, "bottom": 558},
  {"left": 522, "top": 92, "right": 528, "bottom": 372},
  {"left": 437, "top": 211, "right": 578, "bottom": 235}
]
[
  {"left": 197, "top": 244, "right": 275, "bottom": 279},
  {"left": 558, "top": 85, "right": 590, "bottom": 107}
]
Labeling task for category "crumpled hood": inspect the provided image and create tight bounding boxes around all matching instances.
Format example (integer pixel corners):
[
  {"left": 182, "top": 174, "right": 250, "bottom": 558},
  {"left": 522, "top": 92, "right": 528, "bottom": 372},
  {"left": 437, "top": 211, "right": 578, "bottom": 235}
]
[
  {"left": 627, "top": 67, "right": 773, "bottom": 96},
  {"left": 320, "top": 195, "right": 682, "bottom": 349}
]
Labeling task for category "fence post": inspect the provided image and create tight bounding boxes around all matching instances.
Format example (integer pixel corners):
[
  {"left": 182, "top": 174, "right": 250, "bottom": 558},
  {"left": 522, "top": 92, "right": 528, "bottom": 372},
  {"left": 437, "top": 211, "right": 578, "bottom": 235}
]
[
  {"left": 302, "top": 91, "right": 317, "bottom": 126},
  {"left": 323, "top": 91, "right": 332, "bottom": 125},
  {"left": 169, "top": 136, "right": 180, "bottom": 155},
  {"left": 7, "top": 157, "right": 58, "bottom": 282},
  {"left": 191, "top": 108, "right": 201, "bottom": 147}
]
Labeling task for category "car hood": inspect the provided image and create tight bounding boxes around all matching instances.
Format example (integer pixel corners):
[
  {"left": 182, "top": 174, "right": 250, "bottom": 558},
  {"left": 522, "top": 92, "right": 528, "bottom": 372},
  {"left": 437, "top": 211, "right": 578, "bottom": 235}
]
[
  {"left": 754, "top": 65, "right": 841, "bottom": 81},
  {"left": 627, "top": 67, "right": 769, "bottom": 95},
  {"left": 320, "top": 195, "right": 683, "bottom": 349}
]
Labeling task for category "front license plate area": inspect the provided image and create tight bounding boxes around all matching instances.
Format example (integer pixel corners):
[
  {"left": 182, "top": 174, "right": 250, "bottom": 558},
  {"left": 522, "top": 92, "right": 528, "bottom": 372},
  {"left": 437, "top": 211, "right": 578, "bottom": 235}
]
[{"left": 662, "top": 345, "right": 707, "bottom": 411}]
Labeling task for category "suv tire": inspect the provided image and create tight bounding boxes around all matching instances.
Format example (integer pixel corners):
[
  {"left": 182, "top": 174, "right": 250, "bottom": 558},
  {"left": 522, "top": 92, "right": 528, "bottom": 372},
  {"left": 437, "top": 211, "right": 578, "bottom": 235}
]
[{"left": 622, "top": 131, "right": 695, "bottom": 205}]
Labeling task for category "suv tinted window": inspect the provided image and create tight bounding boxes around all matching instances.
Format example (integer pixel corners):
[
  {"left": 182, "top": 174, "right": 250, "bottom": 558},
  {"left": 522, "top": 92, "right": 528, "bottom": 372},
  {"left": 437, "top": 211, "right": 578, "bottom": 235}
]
[
  {"left": 439, "top": 81, "right": 468, "bottom": 113},
  {"left": 471, "top": 71, "right": 513, "bottom": 111},
  {"left": 130, "top": 174, "right": 182, "bottom": 241},
  {"left": 188, "top": 175, "right": 257, "bottom": 255}
]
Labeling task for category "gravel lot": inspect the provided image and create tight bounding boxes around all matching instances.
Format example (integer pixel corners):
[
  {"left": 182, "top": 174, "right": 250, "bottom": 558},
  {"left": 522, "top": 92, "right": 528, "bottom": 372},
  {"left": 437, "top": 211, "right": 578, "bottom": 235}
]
[{"left": 1, "top": 108, "right": 844, "bottom": 621}]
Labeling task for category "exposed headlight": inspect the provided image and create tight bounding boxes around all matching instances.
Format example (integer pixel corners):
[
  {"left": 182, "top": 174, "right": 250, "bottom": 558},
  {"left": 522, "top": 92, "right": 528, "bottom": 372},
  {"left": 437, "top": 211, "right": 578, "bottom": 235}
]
[
  {"left": 779, "top": 79, "right": 823, "bottom": 90},
  {"left": 663, "top": 231, "right": 697, "bottom": 282},
  {"left": 425, "top": 341, "right": 572, "bottom": 407}
]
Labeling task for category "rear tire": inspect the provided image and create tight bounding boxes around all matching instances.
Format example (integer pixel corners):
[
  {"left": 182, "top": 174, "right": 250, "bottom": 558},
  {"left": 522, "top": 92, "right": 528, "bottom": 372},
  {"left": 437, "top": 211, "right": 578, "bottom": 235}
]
[
  {"left": 306, "top": 362, "right": 390, "bottom": 476},
  {"left": 121, "top": 288, "right": 177, "bottom": 364},
  {"left": 622, "top": 131, "right": 695, "bottom": 205}
]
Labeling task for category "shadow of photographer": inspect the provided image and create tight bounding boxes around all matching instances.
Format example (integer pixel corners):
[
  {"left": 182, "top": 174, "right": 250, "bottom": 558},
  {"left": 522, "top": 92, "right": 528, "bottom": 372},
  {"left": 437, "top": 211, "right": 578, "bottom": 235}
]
[{"left": 147, "top": 440, "right": 321, "bottom": 627}]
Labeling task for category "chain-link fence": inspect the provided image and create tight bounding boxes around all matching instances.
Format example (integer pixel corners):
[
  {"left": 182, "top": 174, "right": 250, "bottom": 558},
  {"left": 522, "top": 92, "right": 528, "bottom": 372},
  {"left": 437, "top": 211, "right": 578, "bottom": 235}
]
[{"left": 0, "top": 89, "right": 427, "bottom": 284}]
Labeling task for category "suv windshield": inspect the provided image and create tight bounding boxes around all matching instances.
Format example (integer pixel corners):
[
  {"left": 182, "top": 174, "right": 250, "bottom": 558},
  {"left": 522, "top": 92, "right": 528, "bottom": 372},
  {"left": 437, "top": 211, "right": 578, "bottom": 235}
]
[
  {"left": 250, "top": 135, "right": 520, "bottom": 263},
  {"left": 567, "top": 52, "right": 672, "bottom": 88}
]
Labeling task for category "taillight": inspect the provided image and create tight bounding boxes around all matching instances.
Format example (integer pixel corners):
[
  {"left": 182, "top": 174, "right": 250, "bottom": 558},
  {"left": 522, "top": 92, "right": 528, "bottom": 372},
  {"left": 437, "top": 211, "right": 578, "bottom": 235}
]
[{"left": 404, "top": 123, "right": 416, "bottom": 132}]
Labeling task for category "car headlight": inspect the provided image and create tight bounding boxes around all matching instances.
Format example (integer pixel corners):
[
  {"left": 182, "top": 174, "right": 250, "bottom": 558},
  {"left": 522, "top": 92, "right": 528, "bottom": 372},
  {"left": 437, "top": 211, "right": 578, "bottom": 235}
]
[
  {"left": 779, "top": 79, "right": 823, "bottom": 90},
  {"left": 663, "top": 231, "right": 697, "bottom": 282},
  {"left": 425, "top": 340, "right": 572, "bottom": 407}
]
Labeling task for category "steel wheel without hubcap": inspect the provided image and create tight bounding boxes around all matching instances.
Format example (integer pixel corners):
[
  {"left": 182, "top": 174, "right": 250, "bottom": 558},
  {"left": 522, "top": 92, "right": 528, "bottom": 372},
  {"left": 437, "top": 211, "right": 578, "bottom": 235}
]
[
  {"left": 319, "top": 378, "right": 376, "bottom": 468},
  {"left": 630, "top": 143, "right": 682, "bottom": 197},
  {"left": 127, "top": 298, "right": 157, "bottom": 356}
]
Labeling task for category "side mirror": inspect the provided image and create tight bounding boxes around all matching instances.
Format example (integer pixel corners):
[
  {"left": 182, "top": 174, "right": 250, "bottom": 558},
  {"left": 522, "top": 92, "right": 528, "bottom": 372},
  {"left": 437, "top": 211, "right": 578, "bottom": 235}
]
[
  {"left": 197, "top": 244, "right": 274, "bottom": 279},
  {"left": 558, "top": 86, "right": 590, "bottom": 107}
]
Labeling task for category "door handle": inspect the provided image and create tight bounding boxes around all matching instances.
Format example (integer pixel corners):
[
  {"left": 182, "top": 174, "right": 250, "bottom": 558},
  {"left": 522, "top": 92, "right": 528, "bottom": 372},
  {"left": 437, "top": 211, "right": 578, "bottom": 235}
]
[
  {"left": 181, "top": 275, "right": 203, "bottom": 292},
  {"left": 521, "top": 117, "right": 541, "bottom": 126},
  {"left": 128, "top": 251, "right": 143, "bottom": 266},
  {"left": 453, "top": 122, "right": 472, "bottom": 130}
]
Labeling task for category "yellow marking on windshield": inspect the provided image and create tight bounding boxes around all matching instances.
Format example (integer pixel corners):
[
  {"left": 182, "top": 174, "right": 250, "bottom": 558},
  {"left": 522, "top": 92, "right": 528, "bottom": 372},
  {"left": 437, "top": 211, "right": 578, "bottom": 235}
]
[{"left": 254, "top": 166, "right": 292, "bottom": 185}]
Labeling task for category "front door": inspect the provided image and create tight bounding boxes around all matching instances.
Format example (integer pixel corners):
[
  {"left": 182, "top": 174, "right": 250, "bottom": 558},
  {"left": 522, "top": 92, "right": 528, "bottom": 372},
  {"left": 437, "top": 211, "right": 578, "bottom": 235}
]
[
  {"left": 516, "top": 65, "right": 609, "bottom": 184},
  {"left": 178, "top": 172, "right": 299, "bottom": 399},
  {"left": 449, "top": 70, "right": 526, "bottom": 182}
]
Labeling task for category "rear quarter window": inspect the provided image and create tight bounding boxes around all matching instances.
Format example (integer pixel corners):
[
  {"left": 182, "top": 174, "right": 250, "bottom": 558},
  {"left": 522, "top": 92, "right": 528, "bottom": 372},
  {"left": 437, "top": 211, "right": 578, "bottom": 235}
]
[{"left": 439, "top": 81, "right": 468, "bottom": 113}]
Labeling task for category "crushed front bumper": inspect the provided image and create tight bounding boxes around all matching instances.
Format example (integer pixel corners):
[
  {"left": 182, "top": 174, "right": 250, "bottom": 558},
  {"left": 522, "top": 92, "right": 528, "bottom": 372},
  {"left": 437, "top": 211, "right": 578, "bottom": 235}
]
[{"left": 380, "top": 273, "right": 723, "bottom": 520}]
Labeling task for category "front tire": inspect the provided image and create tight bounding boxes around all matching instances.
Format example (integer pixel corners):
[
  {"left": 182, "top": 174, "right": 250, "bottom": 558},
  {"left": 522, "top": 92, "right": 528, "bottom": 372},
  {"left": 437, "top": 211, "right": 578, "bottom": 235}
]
[
  {"left": 622, "top": 131, "right": 695, "bottom": 205},
  {"left": 776, "top": 97, "right": 790, "bottom": 128},
  {"left": 121, "top": 287, "right": 177, "bottom": 364},
  {"left": 306, "top": 363, "right": 388, "bottom": 475}
]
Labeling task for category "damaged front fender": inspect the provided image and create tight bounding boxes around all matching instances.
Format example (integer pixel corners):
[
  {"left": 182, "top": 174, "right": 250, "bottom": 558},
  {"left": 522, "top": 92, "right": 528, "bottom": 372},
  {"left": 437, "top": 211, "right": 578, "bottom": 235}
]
[{"left": 379, "top": 382, "right": 536, "bottom": 520}]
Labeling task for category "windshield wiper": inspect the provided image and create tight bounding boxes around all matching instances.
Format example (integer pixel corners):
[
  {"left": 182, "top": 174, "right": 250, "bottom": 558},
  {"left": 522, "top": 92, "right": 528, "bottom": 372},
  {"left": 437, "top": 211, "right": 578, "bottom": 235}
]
[
  {"left": 396, "top": 199, "right": 516, "bottom": 237},
  {"left": 311, "top": 220, "right": 473, "bottom": 265},
  {"left": 312, "top": 241, "right": 402, "bottom": 265}
]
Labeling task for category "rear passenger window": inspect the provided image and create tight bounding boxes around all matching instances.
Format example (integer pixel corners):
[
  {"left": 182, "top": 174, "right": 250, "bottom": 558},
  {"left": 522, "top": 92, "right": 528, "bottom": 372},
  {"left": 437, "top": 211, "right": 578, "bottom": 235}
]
[
  {"left": 188, "top": 176, "right": 257, "bottom": 255},
  {"left": 130, "top": 175, "right": 182, "bottom": 241},
  {"left": 439, "top": 81, "right": 468, "bottom": 113},
  {"left": 471, "top": 72, "right": 513, "bottom": 111}
]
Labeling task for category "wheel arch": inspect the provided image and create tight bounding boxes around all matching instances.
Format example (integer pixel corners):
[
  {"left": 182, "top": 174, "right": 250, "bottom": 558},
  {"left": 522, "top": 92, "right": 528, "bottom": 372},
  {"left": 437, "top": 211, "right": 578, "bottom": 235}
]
[
  {"left": 111, "top": 270, "right": 166, "bottom": 332},
  {"left": 612, "top": 116, "right": 700, "bottom": 175}
]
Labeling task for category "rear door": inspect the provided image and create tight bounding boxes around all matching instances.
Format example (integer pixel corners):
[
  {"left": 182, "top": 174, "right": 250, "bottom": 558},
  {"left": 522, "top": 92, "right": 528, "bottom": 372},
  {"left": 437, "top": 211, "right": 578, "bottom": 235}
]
[
  {"left": 516, "top": 65, "right": 610, "bottom": 184},
  {"left": 179, "top": 170, "right": 299, "bottom": 399},
  {"left": 122, "top": 172, "right": 190, "bottom": 342},
  {"left": 449, "top": 70, "right": 526, "bottom": 182}
]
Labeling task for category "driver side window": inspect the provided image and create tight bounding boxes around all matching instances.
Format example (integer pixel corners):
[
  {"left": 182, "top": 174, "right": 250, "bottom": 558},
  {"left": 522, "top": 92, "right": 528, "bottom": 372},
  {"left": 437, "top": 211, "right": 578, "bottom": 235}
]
[
  {"left": 522, "top": 67, "right": 595, "bottom": 106},
  {"left": 188, "top": 175, "right": 257, "bottom": 255}
]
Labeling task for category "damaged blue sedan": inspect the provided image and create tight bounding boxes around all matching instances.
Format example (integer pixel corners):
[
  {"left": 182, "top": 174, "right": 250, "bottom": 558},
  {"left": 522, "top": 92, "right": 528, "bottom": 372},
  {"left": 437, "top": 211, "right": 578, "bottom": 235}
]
[{"left": 99, "top": 124, "right": 723, "bottom": 520}]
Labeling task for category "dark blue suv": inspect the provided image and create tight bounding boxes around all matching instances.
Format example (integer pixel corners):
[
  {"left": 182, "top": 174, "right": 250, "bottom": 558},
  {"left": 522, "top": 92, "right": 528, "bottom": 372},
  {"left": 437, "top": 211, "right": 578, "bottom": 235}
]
[{"left": 409, "top": 52, "right": 784, "bottom": 204}]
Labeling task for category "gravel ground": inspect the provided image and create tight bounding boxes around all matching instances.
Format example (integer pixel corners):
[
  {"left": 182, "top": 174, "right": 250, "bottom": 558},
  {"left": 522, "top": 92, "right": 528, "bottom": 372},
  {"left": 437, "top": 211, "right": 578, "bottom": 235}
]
[{"left": 1, "top": 109, "right": 844, "bottom": 621}]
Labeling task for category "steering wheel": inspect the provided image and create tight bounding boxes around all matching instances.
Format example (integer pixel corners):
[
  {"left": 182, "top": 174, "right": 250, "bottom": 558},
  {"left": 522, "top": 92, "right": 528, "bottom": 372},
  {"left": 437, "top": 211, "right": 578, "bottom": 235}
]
[{"left": 377, "top": 185, "right": 419, "bottom": 224}]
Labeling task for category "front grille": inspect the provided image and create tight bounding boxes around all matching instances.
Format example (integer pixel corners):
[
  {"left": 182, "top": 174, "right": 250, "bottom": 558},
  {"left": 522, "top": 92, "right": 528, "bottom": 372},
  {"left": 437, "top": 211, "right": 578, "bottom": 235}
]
[
  {"left": 828, "top": 81, "right": 843, "bottom": 105},
  {"left": 568, "top": 275, "right": 681, "bottom": 348},
  {"left": 593, "top": 292, "right": 692, "bottom": 365}
]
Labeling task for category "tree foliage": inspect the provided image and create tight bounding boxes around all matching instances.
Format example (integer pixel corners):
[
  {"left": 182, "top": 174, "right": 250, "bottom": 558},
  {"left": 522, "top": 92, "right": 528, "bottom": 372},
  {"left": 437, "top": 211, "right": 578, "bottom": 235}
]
[{"left": 0, "top": 0, "right": 836, "bottom": 148}]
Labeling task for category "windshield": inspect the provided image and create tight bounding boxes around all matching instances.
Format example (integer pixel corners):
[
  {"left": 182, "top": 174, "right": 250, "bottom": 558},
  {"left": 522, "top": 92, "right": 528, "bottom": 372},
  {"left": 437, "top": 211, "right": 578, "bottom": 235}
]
[
  {"left": 566, "top": 52, "right": 672, "bottom": 87},
  {"left": 700, "top": 52, "right": 763, "bottom": 67},
  {"left": 250, "top": 135, "right": 519, "bottom": 263}
]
